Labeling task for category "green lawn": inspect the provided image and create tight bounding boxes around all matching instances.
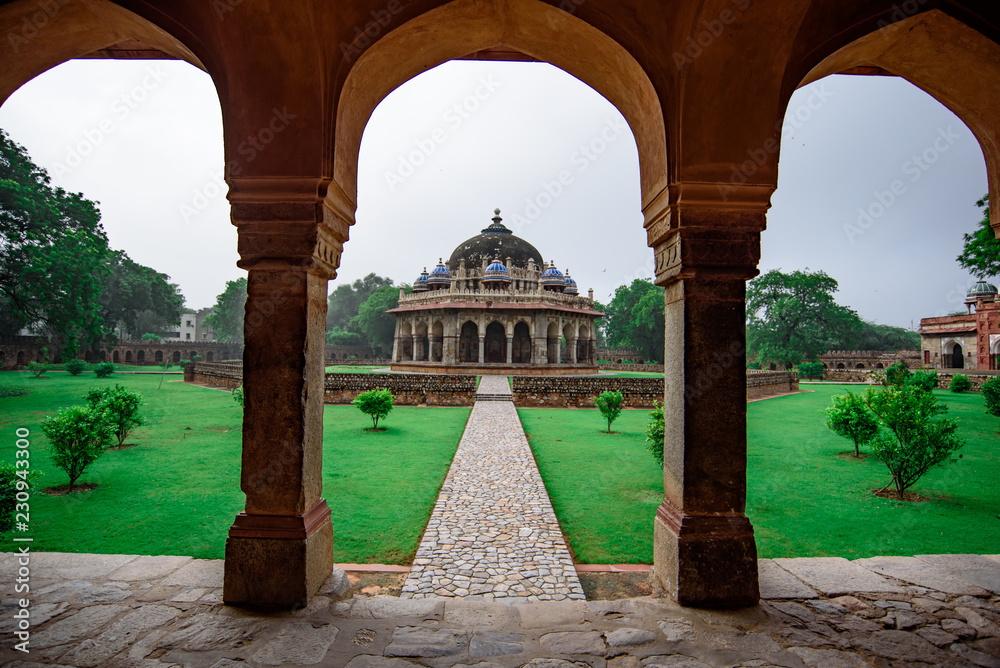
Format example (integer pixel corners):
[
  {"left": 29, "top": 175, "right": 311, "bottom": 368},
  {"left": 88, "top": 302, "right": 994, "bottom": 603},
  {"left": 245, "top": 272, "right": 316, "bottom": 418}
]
[
  {"left": 748, "top": 384, "right": 1000, "bottom": 559},
  {"left": 518, "top": 407, "right": 662, "bottom": 564},
  {"left": 521, "top": 385, "right": 1000, "bottom": 563},
  {"left": 0, "top": 372, "right": 468, "bottom": 563}
]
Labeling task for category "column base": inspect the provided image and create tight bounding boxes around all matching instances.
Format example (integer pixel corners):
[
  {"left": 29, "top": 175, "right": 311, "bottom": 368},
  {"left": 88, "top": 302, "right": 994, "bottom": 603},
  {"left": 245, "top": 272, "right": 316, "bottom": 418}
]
[
  {"left": 653, "top": 501, "right": 759, "bottom": 608},
  {"left": 223, "top": 499, "right": 334, "bottom": 608}
]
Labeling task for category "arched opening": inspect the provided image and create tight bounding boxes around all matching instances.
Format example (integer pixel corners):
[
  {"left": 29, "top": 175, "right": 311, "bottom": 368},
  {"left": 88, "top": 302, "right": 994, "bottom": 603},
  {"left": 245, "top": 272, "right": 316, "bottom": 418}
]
[
  {"left": 431, "top": 320, "right": 444, "bottom": 362},
  {"left": 172, "top": 350, "right": 181, "bottom": 363},
  {"left": 112, "top": 350, "right": 119, "bottom": 363},
  {"left": 399, "top": 321, "right": 413, "bottom": 361},
  {"left": 769, "top": 363, "right": 777, "bottom": 371},
  {"left": 155, "top": 351, "right": 163, "bottom": 363},
  {"left": 136, "top": 350, "right": 145, "bottom": 364},
  {"left": 415, "top": 321, "right": 429, "bottom": 361},
  {"left": 512, "top": 321, "right": 531, "bottom": 364},
  {"left": 459, "top": 321, "right": 479, "bottom": 363},
  {"left": 546, "top": 321, "right": 560, "bottom": 364},
  {"left": 855, "top": 363, "right": 865, "bottom": 369},
  {"left": 561, "top": 323, "right": 575, "bottom": 363},
  {"left": 84, "top": 350, "right": 93, "bottom": 363},
  {"left": 125, "top": 350, "right": 133, "bottom": 363},
  {"left": 946, "top": 342, "right": 965, "bottom": 369},
  {"left": 99, "top": 350, "right": 107, "bottom": 361},
  {"left": 207, "top": 351, "right": 214, "bottom": 362},
  {"left": 577, "top": 324, "right": 590, "bottom": 364},
  {"left": 875, "top": 362, "right": 883, "bottom": 369},
  {"left": 484, "top": 322, "right": 506, "bottom": 364},
  {"left": 16, "top": 351, "right": 24, "bottom": 365}
]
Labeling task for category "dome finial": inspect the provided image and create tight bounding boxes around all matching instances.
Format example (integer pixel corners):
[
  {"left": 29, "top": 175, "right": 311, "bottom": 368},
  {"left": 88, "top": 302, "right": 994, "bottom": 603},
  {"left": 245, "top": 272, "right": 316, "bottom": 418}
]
[{"left": 494, "top": 207, "right": 501, "bottom": 215}]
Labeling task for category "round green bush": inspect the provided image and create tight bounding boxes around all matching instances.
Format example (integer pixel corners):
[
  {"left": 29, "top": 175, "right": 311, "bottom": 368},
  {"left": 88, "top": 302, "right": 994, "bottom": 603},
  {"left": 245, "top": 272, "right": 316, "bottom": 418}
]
[
  {"left": 949, "top": 374, "right": 972, "bottom": 393},
  {"left": 65, "top": 359, "right": 87, "bottom": 376},
  {"left": 94, "top": 362, "right": 115, "bottom": 378}
]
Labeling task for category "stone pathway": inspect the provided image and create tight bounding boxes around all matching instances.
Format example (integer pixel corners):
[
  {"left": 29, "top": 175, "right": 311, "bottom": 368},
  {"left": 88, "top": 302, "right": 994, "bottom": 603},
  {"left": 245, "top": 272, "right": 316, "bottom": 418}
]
[
  {"left": 3, "top": 551, "right": 1000, "bottom": 666},
  {"left": 401, "top": 375, "right": 585, "bottom": 601}
]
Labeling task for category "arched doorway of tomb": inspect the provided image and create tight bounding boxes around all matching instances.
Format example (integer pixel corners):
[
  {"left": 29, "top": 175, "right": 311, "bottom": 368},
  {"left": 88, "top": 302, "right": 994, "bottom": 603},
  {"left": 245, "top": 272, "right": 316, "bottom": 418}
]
[
  {"left": 399, "top": 321, "right": 413, "bottom": 361},
  {"left": 577, "top": 324, "right": 591, "bottom": 364},
  {"left": 431, "top": 321, "right": 444, "bottom": 362},
  {"left": 415, "top": 322, "right": 429, "bottom": 361},
  {"left": 546, "top": 321, "right": 560, "bottom": 364},
  {"left": 512, "top": 322, "right": 531, "bottom": 363},
  {"left": 485, "top": 322, "right": 506, "bottom": 364},
  {"left": 459, "top": 321, "right": 479, "bottom": 363},
  {"left": 562, "top": 323, "right": 575, "bottom": 363},
  {"left": 946, "top": 342, "right": 964, "bottom": 369}
]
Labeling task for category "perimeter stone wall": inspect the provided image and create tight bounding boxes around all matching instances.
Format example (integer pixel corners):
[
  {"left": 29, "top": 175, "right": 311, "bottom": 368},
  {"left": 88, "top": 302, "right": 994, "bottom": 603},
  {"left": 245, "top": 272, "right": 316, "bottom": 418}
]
[
  {"left": 597, "top": 363, "right": 665, "bottom": 373},
  {"left": 822, "top": 367, "right": 996, "bottom": 391},
  {"left": 514, "top": 377, "right": 664, "bottom": 407},
  {"left": 323, "top": 373, "right": 476, "bottom": 406},
  {"left": 746, "top": 370, "right": 798, "bottom": 399}
]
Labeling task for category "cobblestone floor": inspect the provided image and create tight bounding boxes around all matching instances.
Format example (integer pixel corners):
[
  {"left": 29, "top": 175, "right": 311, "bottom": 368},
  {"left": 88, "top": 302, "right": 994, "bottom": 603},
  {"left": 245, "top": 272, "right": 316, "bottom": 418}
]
[
  {"left": 401, "top": 376, "right": 585, "bottom": 601},
  {"left": 2, "top": 552, "right": 1000, "bottom": 666}
]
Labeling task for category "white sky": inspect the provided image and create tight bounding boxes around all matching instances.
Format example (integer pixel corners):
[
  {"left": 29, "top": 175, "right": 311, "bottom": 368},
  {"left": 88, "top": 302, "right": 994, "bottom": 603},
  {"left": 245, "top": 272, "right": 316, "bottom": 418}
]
[{"left": 0, "top": 59, "right": 988, "bottom": 328}]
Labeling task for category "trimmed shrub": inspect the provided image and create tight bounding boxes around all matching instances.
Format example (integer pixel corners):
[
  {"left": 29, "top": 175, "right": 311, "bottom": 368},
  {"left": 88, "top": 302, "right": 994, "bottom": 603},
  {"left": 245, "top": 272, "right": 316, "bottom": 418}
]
[
  {"left": 41, "top": 406, "right": 112, "bottom": 492},
  {"left": 645, "top": 401, "right": 664, "bottom": 466},
  {"left": 907, "top": 369, "right": 939, "bottom": 393},
  {"left": 982, "top": 376, "right": 1000, "bottom": 418},
  {"left": 94, "top": 362, "right": 115, "bottom": 378},
  {"left": 85, "top": 385, "right": 145, "bottom": 447},
  {"left": 0, "top": 384, "right": 30, "bottom": 398},
  {"left": 65, "top": 359, "right": 87, "bottom": 376},
  {"left": 26, "top": 361, "right": 49, "bottom": 378},
  {"left": 884, "top": 362, "right": 911, "bottom": 387},
  {"left": 353, "top": 388, "right": 394, "bottom": 430},
  {"left": 595, "top": 390, "right": 624, "bottom": 433},
  {"left": 0, "top": 462, "right": 40, "bottom": 535},
  {"left": 825, "top": 391, "right": 878, "bottom": 457},
  {"left": 949, "top": 374, "right": 972, "bottom": 393}
]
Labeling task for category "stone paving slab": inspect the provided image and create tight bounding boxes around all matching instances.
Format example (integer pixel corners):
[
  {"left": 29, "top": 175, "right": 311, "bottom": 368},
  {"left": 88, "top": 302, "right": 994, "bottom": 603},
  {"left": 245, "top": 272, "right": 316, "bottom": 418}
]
[
  {"left": 12, "top": 552, "right": 139, "bottom": 581},
  {"left": 772, "top": 557, "right": 906, "bottom": 596},
  {"left": 2, "top": 551, "right": 1000, "bottom": 666},
  {"left": 106, "top": 555, "right": 193, "bottom": 582},
  {"left": 402, "top": 380, "right": 585, "bottom": 602},
  {"left": 916, "top": 554, "right": 1000, "bottom": 594},
  {"left": 757, "top": 559, "right": 819, "bottom": 600},
  {"left": 855, "top": 555, "right": 992, "bottom": 596}
]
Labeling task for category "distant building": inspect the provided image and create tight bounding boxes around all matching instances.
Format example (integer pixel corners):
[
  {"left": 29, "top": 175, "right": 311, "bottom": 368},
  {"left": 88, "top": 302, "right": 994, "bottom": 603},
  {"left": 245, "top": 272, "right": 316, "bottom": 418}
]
[
  {"left": 919, "top": 280, "right": 998, "bottom": 369},
  {"left": 387, "top": 209, "right": 602, "bottom": 375},
  {"left": 166, "top": 308, "right": 217, "bottom": 343}
]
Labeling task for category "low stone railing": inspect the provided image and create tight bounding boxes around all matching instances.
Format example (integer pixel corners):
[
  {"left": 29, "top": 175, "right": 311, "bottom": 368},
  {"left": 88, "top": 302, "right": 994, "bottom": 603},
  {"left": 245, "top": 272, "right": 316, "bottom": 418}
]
[
  {"left": 746, "top": 370, "right": 798, "bottom": 399},
  {"left": 323, "top": 373, "right": 476, "bottom": 406}
]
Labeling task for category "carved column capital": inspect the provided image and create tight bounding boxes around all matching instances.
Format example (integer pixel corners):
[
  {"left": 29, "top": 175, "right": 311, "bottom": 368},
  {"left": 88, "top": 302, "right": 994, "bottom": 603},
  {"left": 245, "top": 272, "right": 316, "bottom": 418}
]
[
  {"left": 644, "top": 182, "right": 771, "bottom": 287},
  {"left": 229, "top": 177, "right": 355, "bottom": 280}
]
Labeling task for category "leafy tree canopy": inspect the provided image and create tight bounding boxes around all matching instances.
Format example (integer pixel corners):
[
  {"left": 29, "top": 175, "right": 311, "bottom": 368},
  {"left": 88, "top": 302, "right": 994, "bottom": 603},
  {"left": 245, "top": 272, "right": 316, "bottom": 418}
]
[
  {"left": 97, "top": 250, "right": 184, "bottom": 340},
  {"left": 603, "top": 279, "right": 664, "bottom": 363},
  {"left": 0, "top": 129, "right": 111, "bottom": 351},
  {"left": 204, "top": 277, "right": 247, "bottom": 346},
  {"left": 328, "top": 273, "right": 395, "bottom": 333},
  {"left": 957, "top": 195, "right": 996, "bottom": 279},
  {"left": 747, "top": 269, "right": 862, "bottom": 367},
  {"left": 351, "top": 284, "right": 408, "bottom": 355}
]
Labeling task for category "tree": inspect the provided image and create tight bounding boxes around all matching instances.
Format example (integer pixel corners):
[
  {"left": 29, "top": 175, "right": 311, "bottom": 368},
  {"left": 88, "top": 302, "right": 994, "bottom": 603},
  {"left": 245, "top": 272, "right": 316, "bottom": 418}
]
[
  {"left": 957, "top": 196, "right": 997, "bottom": 279},
  {"left": 949, "top": 374, "right": 972, "bottom": 393},
  {"left": 351, "top": 285, "right": 408, "bottom": 355},
  {"left": 65, "top": 358, "right": 86, "bottom": 376},
  {"left": 646, "top": 400, "right": 664, "bottom": 466},
  {"left": 85, "top": 384, "right": 145, "bottom": 447},
  {"left": 41, "top": 406, "right": 112, "bottom": 492},
  {"left": 852, "top": 321, "right": 920, "bottom": 351},
  {"left": 327, "top": 273, "right": 395, "bottom": 333},
  {"left": 747, "top": 269, "right": 862, "bottom": 368},
  {"left": 595, "top": 390, "right": 624, "bottom": 433},
  {"left": 141, "top": 333, "right": 162, "bottom": 342},
  {"left": 797, "top": 362, "right": 824, "bottom": 380},
  {"left": 825, "top": 391, "right": 879, "bottom": 457},
  {"left": 94, "top": 362, "right": 115, "bottom": 378},
  {"left": 592, "top": 299, "right": 608, "bottom": 348},
  {"left": 204, "top": 277, "right": 247, "bottom": 346},
  {"left": 604, "top": 280, "right": 665, "bottom": 362},
  {"left": 981, "top": 376, "right": 1000, "bottom": 418},
  {"left": 353, "top": 388, "right": 394, "bottom": 430},
  {"left": 326, "top": 326, "right": 362, "bottom": 346},
  {"left": 864, "top": 385, "right": 964, "bottom": 500},
  {"left": 0, "top": 130, "right": 111, "bottom": 353},
  {"left": 97, "top": 251, "right": 184, "bottom": 340}
]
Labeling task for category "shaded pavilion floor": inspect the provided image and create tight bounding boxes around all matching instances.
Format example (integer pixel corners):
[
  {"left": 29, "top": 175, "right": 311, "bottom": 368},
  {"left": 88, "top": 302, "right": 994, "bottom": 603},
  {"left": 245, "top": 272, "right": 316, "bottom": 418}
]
[{"left": 2, "top": 551, "right": 1000, "bottom": 666}]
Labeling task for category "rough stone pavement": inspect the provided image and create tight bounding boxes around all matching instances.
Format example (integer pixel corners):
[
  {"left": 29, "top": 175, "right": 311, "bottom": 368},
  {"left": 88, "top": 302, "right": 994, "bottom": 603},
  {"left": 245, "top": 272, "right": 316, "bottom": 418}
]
[
  {"left": 3, "top": 551, "right": 1000, "bottom": 666},
  {"left": 401, "top": 375, "right": 585, "bottom": 601}
]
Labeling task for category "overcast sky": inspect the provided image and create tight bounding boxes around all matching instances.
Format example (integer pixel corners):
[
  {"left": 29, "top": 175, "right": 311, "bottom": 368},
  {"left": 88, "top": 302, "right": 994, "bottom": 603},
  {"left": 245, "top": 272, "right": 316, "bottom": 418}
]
[{"left": 0, "top": 59, "right": 987, "bottom": 329}]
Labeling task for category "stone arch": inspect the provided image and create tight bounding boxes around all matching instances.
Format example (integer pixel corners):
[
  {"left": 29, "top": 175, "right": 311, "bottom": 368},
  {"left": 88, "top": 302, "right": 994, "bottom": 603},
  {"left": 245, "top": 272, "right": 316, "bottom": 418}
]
[
  {"left": 944, "top": 340, "right": 965, "bottom": 369},
  {"left": 793, "top": 9, "right": 1000, "bottom": 227},
  {"left": 415, "top": 321, "right": 429, "bottom": 361},
  {"left": 459, "top": 320, "right": 479, "bottom": 363},
  {"left": 875, "top": 362, "right": 883, "bottom": 369},
  {"left": 155, "top": 350, "right": 163, "bottom": 362},
  {"left": 113, "top": 350, "right": 120, "bottom": 363},
  {"left": 16, "top": 351, "right": 24, "bottom": 365},
  {"left": 431, "top": 320, "right": 444, "bottom": 362},
  {"left": 99, "top": 350, "right": 107, "bottom": 361},
  {"left": 137, "top": 350, "right": 145, "bottom": 364},
  {"left": 172, "top": 350, "right": 181, "bottom": 363},
  {"left": 836, "top": 362, "right": 845, "bottom": 369},
  {"left": 546, "top": 321, "right": 561, "bottom": 364},
  {"left": 512, "top": 321, "right": 531, "bottom": 364},
  {"left": 126, "top": 350, "right": 133, "bottom": 363},
  {"left": 577, "top": 323, "right": 591, "bottom": 364},
  {"left": 332, "top": 0, "right": 667, "bottom": 211},
  {"left": 855, "top": 363, "right": 865, "bottom": 369},
  {"left": 485, "top": 321, "right": 506, "bottom": 364},
  {"left": 84, "top": 350, "right": 93, "bottom": 363},
  {"left": 399, "top": 321, "right": 413, "bottom": 361}
]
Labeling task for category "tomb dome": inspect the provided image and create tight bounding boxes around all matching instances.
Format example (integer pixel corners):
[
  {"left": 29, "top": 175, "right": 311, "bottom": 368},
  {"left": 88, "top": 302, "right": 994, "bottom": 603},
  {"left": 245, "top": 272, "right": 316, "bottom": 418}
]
[
  {"left": 967, "top": 280, "right": 998, "bottom": 301},
  {"left": 447, "top": 208, "right": 543, "bottom": 270}
]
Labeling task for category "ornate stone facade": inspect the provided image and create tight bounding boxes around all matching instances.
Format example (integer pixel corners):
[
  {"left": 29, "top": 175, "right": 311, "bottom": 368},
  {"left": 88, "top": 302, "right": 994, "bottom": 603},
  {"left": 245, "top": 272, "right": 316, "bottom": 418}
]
[
  {"left": 388, "top": 210, "right": 602, "bottom": 375},
  {"left": 919, "top": 280, "right": 1000, "bottom": 369}
]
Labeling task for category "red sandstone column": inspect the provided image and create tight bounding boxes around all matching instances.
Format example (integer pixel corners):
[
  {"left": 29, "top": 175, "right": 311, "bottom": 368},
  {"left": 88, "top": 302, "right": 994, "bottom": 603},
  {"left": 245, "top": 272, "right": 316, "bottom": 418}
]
[
  {"left": 647, "top": 185, "right": 767, "bottom": 607},
  {"left": 223, "top": 183, "right": 346, "bottom": 608}
]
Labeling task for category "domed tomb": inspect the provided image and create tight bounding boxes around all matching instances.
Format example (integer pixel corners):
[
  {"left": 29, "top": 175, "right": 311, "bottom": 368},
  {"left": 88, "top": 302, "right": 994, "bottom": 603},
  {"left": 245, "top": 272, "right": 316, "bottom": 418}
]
[{"left": 447, "top": 209, "right": 543, "bottom": 270}]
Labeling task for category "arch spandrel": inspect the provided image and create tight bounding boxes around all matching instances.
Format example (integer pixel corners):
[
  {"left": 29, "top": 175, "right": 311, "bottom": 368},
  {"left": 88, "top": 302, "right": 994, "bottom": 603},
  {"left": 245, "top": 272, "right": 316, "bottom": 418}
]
[{"left": 794, "top": 10, "right": 1000, "bottom": 228}]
